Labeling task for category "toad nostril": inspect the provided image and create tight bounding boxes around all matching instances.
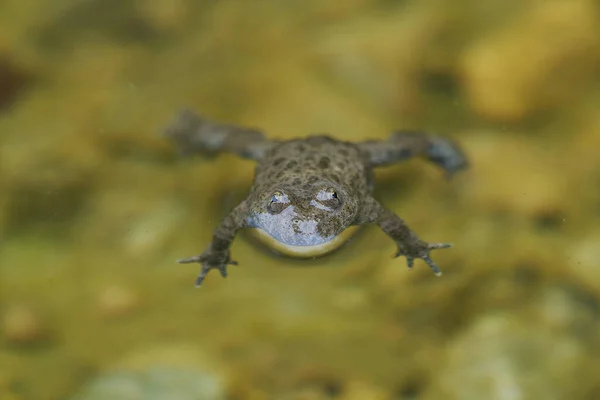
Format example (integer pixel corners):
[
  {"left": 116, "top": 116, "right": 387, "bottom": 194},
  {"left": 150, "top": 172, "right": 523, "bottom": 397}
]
[{"left": 292, "top": 218, "right": 300, "bottom": 224}]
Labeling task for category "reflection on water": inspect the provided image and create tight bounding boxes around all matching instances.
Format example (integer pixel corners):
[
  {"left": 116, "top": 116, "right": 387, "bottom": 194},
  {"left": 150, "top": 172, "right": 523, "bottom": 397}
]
[{"left": 1, "top": 0, "right": 600, "bottom": 399}]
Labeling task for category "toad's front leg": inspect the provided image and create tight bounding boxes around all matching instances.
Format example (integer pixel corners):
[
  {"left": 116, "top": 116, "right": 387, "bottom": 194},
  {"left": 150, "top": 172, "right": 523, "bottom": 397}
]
[
  {"left": 355, "top": 196, "right": 452, "bottom": 275},
  {"left": 178, "top": 200, "right": 250, "bottom": 287}
]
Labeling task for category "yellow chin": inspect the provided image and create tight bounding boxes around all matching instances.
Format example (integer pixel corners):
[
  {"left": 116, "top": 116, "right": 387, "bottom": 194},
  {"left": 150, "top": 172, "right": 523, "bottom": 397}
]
[{"left": 247, "top": 226, "right": 360, "bottom": 258}]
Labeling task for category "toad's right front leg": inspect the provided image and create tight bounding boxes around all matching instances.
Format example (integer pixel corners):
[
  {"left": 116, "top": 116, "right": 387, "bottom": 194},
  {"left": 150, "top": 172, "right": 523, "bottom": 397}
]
[{"left": 177, "top": 200, "right": 250, "bottom": 287}]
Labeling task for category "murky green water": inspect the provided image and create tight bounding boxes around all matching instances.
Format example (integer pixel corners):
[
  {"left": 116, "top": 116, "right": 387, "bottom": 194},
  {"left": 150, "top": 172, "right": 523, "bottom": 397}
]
[{"left": 1, "top": 1, "right": 600, "bottom": 399}]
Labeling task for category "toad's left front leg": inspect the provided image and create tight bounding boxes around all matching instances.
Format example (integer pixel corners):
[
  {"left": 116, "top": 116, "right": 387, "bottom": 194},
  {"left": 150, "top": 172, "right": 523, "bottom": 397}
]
[
  {"left": 355, "top": 196, "right": 451, "bottom": 275},
  {"left": 177, "top": 200, "right": 250, "bottom": 287},
  {"left": 163, "top": 109, "right": 272, "bottom": 160}
]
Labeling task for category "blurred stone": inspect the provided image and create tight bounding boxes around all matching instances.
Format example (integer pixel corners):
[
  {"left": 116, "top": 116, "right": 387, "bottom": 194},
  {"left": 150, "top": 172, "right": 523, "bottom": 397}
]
[
  {"left": 2, "top": 0, "right": 600, "bottom": 399},
  {"left": 75, "top": 181, "right": 190, "bottom": 260},
  {"left": 531, "top": 285, "right": 598, "bottom": 332},
  {"left": 36, "top": 0, "right": 159, "bottom": 48},
  {"left": 0, "top": 135, "right": 101, "bottom": 238},
  {"left": 340, "top": 381, "right": 389, "bottom": 400},
  {"left": 2, "top": 303, "right": 50, "bottom": 345},
  {"left": 97, "top": 284, "right": 140, "bottom": 319},
  {"left": 135, "top": 0, "right": 188, "bottom": 32},
  {"left": 71, "top": 344, "right": 228, "bottom": 400},
  {"left": 460, "top": 0, "right": 600, "bottom": 121},
  {"left": 314, "top": 2, "right": 447, "bottom": 119},
  {"left": 463, "top": 132, "right": 566, "bottom": 216},
  {"left": 567, "top": 232, "right": 600, "bottom": 293},
  {"left": 0, "top": 55, "right": 31, "bottom": 112},
  {"left": 422, "top": 312, "right": 596, "bottom": 399}
]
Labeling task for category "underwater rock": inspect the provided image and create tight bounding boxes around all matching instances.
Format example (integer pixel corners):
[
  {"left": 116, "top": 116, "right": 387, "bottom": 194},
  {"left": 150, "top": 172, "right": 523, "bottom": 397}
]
[
  {"left": 71, "top": 343, "right": 228, "bottom": 400},
  {"left": 459, "top": 0, "right": 600, "bottom": 122},
  {"left": 136, "top": 0, "right": 189, "bottom": 32},
  {"left": 96, "top": 284, "right": 140, "bottom": 319},
  {"left": 2, "top": 303, "right": 51, "bottom": 346},
  {"left": 0, "top": 54, "right": 32, "bottom": 113},
  {"left": 462, "top": 132, "right": 567, "bottom": 216},
  {"left": 0, "top": 136, "right": 100, "bottom": 238},
  {"left": 567, "top": 232, "right": 600, "bottom": 294},
  {"left": 422, "top": 306, "right": 597, "bottom": 400},
  {"left": 314, "top": 2, "right": 446, "bottom": 118},
  {"left": 339, "top": 381, "right": 389, "bottom": 400}
]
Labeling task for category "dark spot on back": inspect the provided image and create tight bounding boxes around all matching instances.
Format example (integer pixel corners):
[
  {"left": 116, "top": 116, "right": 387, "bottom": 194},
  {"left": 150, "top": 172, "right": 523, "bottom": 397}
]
[
  {"left": 339, "top": 149, "right": 349, "bottom": 157},
  {"left": 287, "top": 160, "right": 298, "bottom": 169},
  {"left": 293, "top": 178, "right": 301, "bottom": 185},
  {"left": 276, "top": 171, "right": 285, "bottom": 179},
  {"left": 309, "top": 175, "right": 319, "bottom": 183},
  {"left": 273, "top": 158, "right": 285, "bottom": 166},
  {"left": 318, "top": 157, "right": 330, "bottom": 169}
]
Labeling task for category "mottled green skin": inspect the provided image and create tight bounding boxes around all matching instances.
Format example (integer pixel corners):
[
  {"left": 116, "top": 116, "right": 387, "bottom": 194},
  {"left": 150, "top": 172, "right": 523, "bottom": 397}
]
[{"left": 163, "top": 109, "right": 469, "bottom": 287}]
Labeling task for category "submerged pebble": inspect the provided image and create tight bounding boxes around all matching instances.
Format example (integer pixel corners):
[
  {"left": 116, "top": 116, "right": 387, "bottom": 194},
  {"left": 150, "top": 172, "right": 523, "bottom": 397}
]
[
  {"left": 70, "top": 344, "right": 228, "bottom": 400},
  {"left": 459, "top": 0, "right": 599, "bottom": 121},
  {"left": 97, "top": 284, "right": 140, "bottom": 319},
  {"left": 340, "top": 381, "right": 389, "bottom": 400},
  {"left": 2, "top": 303, "right": 50, "bottom": 345},
  {"left": 422, "top": 312, "right": 596, "bottom": 399}
]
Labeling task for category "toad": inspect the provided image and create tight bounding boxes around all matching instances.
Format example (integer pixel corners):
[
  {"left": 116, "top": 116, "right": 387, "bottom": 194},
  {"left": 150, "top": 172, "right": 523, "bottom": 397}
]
[{"left": 163, "top": 110, "right": 468, "bottom": 286}]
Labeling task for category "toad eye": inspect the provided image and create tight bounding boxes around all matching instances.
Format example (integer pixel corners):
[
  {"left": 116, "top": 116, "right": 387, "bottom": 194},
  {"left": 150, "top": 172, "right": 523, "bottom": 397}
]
[
  {"left": 317, "top": 188, "right": 338, "bottom": 201},
  {"left": 267, "top": 190, "right": 289, "bottom": 214},
  {"left": 316, "top": 187, "right": 342, "bottom": 209},
  {"left": 271, "top": 191, "right": 288, "bottom": 203}
]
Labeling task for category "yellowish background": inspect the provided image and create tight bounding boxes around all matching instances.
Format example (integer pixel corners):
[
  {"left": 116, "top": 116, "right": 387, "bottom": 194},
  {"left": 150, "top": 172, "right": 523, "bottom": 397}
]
[{"left": 1, "top": 0, "right": 600, "bottom": 399}]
